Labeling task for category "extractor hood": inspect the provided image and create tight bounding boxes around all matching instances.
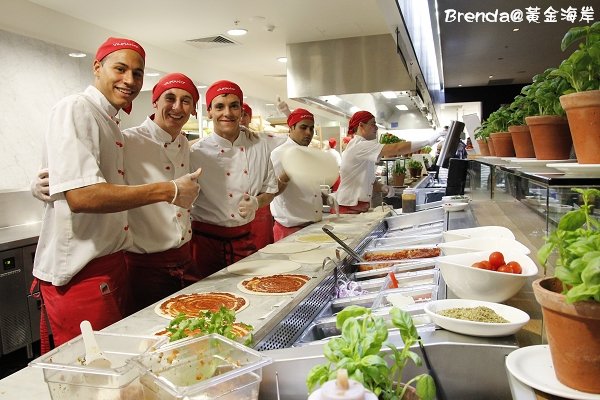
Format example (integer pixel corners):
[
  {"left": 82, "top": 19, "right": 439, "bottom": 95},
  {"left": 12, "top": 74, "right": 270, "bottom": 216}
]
[{"left": 286, "top": 34, "right": 437, "bottom": 129}]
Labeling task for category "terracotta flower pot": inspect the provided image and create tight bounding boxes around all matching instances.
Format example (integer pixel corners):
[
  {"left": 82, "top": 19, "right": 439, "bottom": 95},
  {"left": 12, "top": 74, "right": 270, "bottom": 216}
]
[
  {"left": 490, "top": 132, "right": 515, "bottom": 157},
  {"left": 508, "top": 125, "right": 536, "bottom": 158},
  {"left": 475, "top": 139, "right": 489, "bottom": 156},
  {"left": 560, "top": 90, "right": 600, "bottom": 164},
  {"left": 408, "top": 168, "right": 421, "bottom": 179},
  {"left": 487, "top": 137, "right": 497, "bottom": 156},
  {"left": 532, "top": 277, "right": 600, "bottom": 393},
  {"left": 392, "top": 173, "right": 405, "bottom": 187},
  {"left": 525, "top": 115, "right": 572, "bottom": 160}
]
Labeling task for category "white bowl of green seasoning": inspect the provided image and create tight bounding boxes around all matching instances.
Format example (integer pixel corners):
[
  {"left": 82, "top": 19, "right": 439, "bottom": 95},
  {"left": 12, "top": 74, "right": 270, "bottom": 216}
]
[{"left": 424, "top": 299, "right": 530, "bottom": 337}]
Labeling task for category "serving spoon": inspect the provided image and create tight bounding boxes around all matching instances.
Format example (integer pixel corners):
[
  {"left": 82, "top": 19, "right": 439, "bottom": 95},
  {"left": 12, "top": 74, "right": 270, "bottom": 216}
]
[{"left": 80, "top": 320, "right": 111, "bottom": 369}]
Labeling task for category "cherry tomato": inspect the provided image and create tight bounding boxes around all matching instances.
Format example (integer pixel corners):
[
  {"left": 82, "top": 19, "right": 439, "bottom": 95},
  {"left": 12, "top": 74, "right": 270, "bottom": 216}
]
[
  {"left": 507, "top": 261, "right": 522, "bottom": 274},
  {"left": 472, "top": 261, "right": 493, "bottom": 270},
  {"left": 497, "top": 264, "right": 514, "bottom": 273},
  {"left": 489, "top": 251, "right": 505, "bottom": 269}
]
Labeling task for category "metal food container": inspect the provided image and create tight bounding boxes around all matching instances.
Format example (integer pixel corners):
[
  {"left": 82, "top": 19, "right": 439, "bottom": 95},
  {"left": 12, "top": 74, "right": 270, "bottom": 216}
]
[
  {"left": 131, "top": 333, "right": 272, "bottom": 400},
  {"left": 29, "top": 332, "right": 164, "bottom": 400},
  {"left": 384, "top": 207, "right": 445, "bottom": 231}
]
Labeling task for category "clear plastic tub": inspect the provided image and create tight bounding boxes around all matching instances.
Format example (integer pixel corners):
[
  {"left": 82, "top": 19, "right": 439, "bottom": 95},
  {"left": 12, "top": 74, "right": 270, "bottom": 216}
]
[
  {"left": 29, "top": 332, "right": 164, "bottom": 400},
  {"left": 131, "top": 333, "right": 272, "bottom": 400}
]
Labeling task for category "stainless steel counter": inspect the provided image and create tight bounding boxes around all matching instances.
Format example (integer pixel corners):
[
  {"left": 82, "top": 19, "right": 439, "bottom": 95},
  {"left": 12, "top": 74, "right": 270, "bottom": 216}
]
[{"left": 0, "top": 222, "right": 41, "bottom": 252}]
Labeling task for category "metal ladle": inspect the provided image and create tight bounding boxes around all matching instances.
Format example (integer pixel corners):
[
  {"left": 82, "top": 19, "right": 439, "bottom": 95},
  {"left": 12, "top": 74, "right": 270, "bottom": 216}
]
[{"left": 322, "top": 224, "right": 365, "bottom": 263}]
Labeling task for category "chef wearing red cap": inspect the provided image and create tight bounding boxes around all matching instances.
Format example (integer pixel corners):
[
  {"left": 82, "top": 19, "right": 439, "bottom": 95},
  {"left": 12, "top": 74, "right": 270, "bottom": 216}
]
[
  {"left": 32, "top": 38, "right": 201, "bottom": 348},
  {"left": 123, "top": 72, "right": 202, "bottom": 312},
  {"left": 189, "top": 81, "right": 278, "bottom": 278},
  {"left": 336, "top": 111, "right": 440, "bottom": 213},
  {"left": 270, "top": 108, "right": 326, "bottom": 240}
]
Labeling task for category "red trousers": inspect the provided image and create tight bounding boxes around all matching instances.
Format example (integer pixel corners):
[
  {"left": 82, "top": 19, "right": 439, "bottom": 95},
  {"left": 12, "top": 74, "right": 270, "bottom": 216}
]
[
  {"left": 338, "top": 201, "right": 370, "bottom": 214},
  {"left": 38, "top": 251, "right": 129, "bottom": 347},
  {"left": 273, "top": 220, "right": 308, "bottom": 241},
  {"left": 250, "top": 206, "right": 274, "bottom": 250},
  {"left": 190, "top": 221, "right": 256, "bottom": 279},
  {"left": 125, "top": 242, "right": 192, "bottom": 313}
]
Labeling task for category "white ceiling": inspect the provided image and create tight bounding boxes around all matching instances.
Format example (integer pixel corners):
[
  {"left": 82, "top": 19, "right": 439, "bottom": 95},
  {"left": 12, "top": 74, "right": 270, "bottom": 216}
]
[{"left": 1, "top": 0, "right": 587, "bottom": 106}]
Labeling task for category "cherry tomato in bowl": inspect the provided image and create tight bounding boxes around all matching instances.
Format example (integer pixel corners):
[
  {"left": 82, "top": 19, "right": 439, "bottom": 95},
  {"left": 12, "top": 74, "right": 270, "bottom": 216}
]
[
  {"left": 507, "top": 261, "right": 522, "bottom": 274},
  {"left": 489, "top": 251, "right": 505, "bottom": 269}
]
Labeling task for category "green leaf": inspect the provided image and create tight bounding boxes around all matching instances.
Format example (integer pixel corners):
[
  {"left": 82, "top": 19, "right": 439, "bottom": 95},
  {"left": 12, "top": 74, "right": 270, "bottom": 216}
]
[
  {"left": 558, "top": 209, "right": 586, "bottom": 231},
  {"left": 561, "top": 26, "right": 588, "bottom": 51},
  {"left": 336, "top": 305, "right": 368, "bottom": 329},
  {"left": 415, "top": 375, "right": 437, "bottom": 400},
  {"left": 306, "top": 364, "right": 330, "bottom": 392}
]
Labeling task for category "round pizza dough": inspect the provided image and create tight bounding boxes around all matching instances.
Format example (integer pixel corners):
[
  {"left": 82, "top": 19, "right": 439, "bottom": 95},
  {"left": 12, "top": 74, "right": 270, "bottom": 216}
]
[
  {"left": 295, "top": 233, "right": 348, "bottom": 243},
  {"left": 289, "top": 247, "right": 338, "bottom": 264},
  {"left": 280, "top": 146, "right": 339, "bottom": 188},
  {"left": 227, "top": 259, "right": 301, "bottom": 276},
  {"left": 237, "top": 274, "right": 311, "bottom": 296},
  {"left": 258, "top": 242, "right": 320, "bottom": 254},
  {"left": 154, "top": 292, "right": 249, "bottom": 319}
]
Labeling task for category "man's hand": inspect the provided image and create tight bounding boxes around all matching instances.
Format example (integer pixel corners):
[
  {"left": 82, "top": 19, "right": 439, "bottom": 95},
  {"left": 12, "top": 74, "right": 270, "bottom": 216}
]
[
  {"left": 326, "top": 194, "right": 339, "bottom": 216},
  {"left": 276, "top": 96, "right": 291, "bottom": 116},
  {"left": 238, "top": 194, "right": 259, "bottom": 219},
  {"left": 240, "top": 125, "right": 260, "bottom": 140},
  {"left": 172, "top": 168, "right": 202, "bottom": 208},
  {"left": 31, "top": 168, "right": 52, "bottom": 202}
]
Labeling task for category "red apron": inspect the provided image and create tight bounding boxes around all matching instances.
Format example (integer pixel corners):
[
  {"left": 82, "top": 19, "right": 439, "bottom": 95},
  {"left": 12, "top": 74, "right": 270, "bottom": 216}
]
[
  {"left": 190, "top": 221, "right": 256, "bottom": 279},
  {"left": 249, "top": 206, "right": 274, "bottom": 250},
  {"left": 125, "top": 242, "right": 192, "bottom": 314},
  {"left": 273, "top": 220, "right": 309, "bottom": 241},
  {"left": 36, "top": 251, "right": 128, "bottom": 348},
  {"left": 339, "top": 201, "right": 370, "bottom": 214}
]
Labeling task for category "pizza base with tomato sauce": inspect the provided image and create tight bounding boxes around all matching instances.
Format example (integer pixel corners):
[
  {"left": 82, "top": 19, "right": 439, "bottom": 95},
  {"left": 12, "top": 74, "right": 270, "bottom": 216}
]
[
  {"left": 155, "top": 291, "right": 249, "bottom": 319},
  {"left": 237, "top": 274, "right": 311, "bottom": 295}
]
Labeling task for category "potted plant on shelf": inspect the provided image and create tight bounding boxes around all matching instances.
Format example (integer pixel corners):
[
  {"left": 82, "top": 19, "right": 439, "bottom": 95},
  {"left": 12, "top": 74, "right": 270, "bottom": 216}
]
[
  {"left": 507, "top": 87, "right": 537, "bottom": 158},
  {"left": 487, "top": 105, "right": 515, "bottom": 157},
  {"left": 473, "top": 125, "right": 491, "bottom": 156},
  {"left": 535, "top": 188, "right": 600, "bottom": 394},
  {"left": 392, "top": 161, "right": 407, "bottom": 187},
  {"left": 524, "top": 68, "right": 573, "bottom": 160},
  {"left": 553, "top": 22, "right": 600, "bottom": 164},
  {"left": 306, "top": 305, "right": 436, "bottom": 400},
  {"left": 407, "top": 159, "right": 423, "bottom": 179}
]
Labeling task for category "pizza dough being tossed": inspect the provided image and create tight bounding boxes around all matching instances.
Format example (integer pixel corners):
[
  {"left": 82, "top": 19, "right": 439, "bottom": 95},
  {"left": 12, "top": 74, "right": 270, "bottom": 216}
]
[{"left": 281, "top": 146, "right": 339, "bottom": 188}]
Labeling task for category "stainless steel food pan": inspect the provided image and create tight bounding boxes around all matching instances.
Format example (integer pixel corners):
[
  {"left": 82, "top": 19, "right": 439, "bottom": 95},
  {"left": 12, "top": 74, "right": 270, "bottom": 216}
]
[{"left": 384, "top": 207, "right": 445, "bottom": 231}]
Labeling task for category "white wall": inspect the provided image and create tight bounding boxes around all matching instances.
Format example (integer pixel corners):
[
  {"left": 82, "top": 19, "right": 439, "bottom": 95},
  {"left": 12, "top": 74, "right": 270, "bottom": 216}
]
[{"left": 0, "top": 29, "right": 92, "bottom": 190}]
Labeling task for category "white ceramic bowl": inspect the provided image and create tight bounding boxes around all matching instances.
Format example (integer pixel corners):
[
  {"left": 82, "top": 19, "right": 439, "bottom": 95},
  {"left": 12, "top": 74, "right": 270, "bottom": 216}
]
[
  {"left": 441, "top": 195, "right": 471, "bottom": 204},
  {"left": 436, "top": 250, "right": 538, "bottom": 302},
  {"left": 424, "top": 299, "right": 530, "bottom": 337},
  {"left": 442, "top": 202, "right": 469, "bottom": 212},
  {"left": 438, "top": 237, "right": 531, "bottom": 256},
  {"left": 442, "top": 226, "right": 515, "bottom": 242}
]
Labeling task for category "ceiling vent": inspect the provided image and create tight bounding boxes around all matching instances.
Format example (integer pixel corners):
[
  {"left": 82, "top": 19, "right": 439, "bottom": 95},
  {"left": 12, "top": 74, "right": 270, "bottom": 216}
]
[
  {"left": 186, "top": 35, "right": 237, "bottom": 49},
  {"left": 488, "top": 78, "right": 514, "bottom": 86}
]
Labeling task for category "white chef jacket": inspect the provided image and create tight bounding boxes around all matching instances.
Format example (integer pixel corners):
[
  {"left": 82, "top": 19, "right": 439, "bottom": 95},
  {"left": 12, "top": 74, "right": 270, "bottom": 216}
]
[
  {"left": 33, "top": 86, "right": 132, "bottom": 286},
  {"left": 190, "top": 132, "right": 277, "bottom": 227},
  {"left": 270, "top": 138, "right": 323, "bottom": 227},
  {"left": 122, "top": 117, "right": 192, "bottom": 253},
  {"left": 335, "top": 135, "right": 384, "bottom": 207}
]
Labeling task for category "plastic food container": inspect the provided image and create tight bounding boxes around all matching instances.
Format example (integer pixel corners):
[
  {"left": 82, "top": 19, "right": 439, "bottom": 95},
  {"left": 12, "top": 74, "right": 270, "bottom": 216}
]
[
  {"left": 131, "top": 333, "right": 272, "bottom": 400},
  {"left": 29, "top": 332, "right": 164, "bottom": 400}
]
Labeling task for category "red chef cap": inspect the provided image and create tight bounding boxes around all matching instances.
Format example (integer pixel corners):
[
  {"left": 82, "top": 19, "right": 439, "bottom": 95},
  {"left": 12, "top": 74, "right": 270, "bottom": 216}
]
[
  {"left": 348, "top": 111, "right": 375, "bottom": 135},
  {"left": 95, "top": 37, "right": 146, "bottom": 62},
  {"left": 205, "top": 80, "right": 243, "bottom": 110},
  {"left": 242, "top": 103, "right": 253, "bottom": 119},
  {"left": 328, "top": 137, "right": 337, "bottom": 149},
  {"left": 287, "top": 108, "right": 314, "bottom": 128},
  {"left": 152, "top": 73, "right": 200, "bottom": 114}
]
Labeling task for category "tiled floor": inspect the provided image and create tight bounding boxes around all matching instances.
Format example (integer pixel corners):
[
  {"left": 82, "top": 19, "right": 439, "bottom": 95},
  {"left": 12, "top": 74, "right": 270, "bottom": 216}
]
[{"left": 0, "top": 341, "right": 40, "bottom": 380}]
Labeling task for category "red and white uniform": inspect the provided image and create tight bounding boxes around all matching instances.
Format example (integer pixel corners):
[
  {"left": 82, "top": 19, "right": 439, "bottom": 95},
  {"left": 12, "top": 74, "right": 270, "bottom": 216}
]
[
  {"left": 270, "top": 137, "right": 322, "bottom": 240},
  {"left": 33, "top": 86, "right": 131, "bottom": 345},
  {"left": 250, "top": 132, "right": 287, "bottom": 248},
  {"left": 122, "top": 116, "right": 193, "bottom": 312},
  {"left": 335, "top": 135, "right": 384, "bottom": 213},
  {"left": 189, "top": 132, "right": 277, "bottom": 278}
]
